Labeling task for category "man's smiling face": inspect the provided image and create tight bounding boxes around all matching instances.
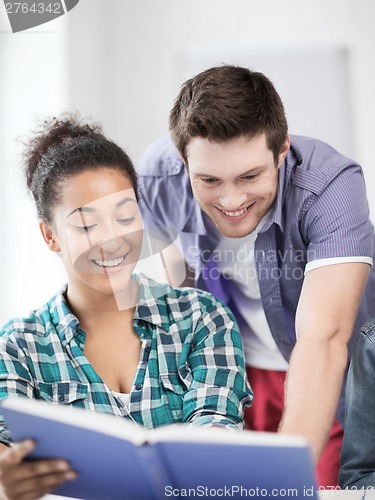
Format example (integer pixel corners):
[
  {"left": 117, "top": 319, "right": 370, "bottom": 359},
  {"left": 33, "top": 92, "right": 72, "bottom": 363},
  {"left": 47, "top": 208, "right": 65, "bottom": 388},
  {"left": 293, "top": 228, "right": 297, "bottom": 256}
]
[{"left": 186, "top": 134, "right": 290, "bottom": 238}]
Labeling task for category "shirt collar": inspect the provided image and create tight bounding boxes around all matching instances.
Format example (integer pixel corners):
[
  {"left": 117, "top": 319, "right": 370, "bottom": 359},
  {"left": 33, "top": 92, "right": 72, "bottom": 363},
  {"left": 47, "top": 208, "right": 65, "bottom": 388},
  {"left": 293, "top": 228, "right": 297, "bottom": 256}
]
[
  {"left": 132, "top": 273, "right": 174, "bottom": 331},
  {"left": 266, "top": 143, "right": 304, "bottom": 234},
  {"left": 48, "top": 275, "right": 174, "bottom": 345},
  {"left": 262, "top": 161, "right": 287, "bottom": 234},
  {"left": 48, "top": 286, "right": 80, "bottom": 345}
]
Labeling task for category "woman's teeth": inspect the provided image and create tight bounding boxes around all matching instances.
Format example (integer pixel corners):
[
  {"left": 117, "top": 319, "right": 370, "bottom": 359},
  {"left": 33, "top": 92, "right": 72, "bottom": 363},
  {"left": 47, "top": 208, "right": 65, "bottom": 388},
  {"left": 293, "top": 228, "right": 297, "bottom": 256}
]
[{"left": 94, "top": 255, "right": 125, "bottom": 267}]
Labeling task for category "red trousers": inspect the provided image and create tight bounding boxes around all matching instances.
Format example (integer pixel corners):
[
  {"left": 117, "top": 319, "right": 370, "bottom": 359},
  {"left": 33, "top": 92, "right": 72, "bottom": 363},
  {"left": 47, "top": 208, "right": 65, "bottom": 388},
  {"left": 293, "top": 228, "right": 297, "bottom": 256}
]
[{"left": 244, "top": 366, "right": 343, "bottom": 488}]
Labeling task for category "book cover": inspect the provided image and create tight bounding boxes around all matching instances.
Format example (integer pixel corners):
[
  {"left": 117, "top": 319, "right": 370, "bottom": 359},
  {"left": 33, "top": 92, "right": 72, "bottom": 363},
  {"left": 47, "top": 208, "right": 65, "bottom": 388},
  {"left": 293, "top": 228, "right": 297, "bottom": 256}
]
[{"left": 1, "top": 397, "right": 318, "bottom": 499}]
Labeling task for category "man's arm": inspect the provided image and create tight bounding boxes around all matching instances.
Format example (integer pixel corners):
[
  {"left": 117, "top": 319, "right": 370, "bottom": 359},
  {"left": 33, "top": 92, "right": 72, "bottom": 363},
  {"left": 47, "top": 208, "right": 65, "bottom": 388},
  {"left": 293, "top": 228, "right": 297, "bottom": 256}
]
[{"left": 279, "top": 262, "right": 370, "bottom": 462}]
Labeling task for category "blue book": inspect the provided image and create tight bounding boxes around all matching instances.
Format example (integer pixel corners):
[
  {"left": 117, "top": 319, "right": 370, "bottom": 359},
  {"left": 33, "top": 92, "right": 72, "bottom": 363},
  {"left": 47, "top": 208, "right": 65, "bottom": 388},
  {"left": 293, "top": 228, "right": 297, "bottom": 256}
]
[{"left": 1, "top": 397, "right": 318, "bottom": 499}]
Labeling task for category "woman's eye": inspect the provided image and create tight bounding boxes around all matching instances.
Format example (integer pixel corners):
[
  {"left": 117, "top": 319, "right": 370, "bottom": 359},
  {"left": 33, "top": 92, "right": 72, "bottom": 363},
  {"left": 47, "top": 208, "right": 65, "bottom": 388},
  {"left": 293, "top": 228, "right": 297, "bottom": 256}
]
[
  {"left": 76, "top": 224, "right": 96, "bottom": 232},
  {"left": 117, "top": 217, "right": 136, "bottom": 225}
]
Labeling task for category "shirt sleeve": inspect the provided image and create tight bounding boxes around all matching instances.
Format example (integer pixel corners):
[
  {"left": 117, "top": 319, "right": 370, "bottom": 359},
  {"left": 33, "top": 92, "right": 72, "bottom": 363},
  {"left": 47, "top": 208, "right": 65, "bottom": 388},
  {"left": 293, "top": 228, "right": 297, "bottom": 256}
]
[
  {"left": 339, "top": 325, "right": 375, "bottom": 488},
  {"left": 137, "top": 143, "right": 201, "bottom": 282},
  {"left": 0, "top": 331, "right": 34, "bottom": 446},
  {"left": 182, "top": 292, "right": 253, "bottom": 430},
  {"left": 305, "top": 256, "right": 373, "bottom": 274},
  {"left": 137, "top": 136, "right": 185, "bottom": 233},
  {"left": 302, "top": 164, "right": 374, "bottom": 266}
]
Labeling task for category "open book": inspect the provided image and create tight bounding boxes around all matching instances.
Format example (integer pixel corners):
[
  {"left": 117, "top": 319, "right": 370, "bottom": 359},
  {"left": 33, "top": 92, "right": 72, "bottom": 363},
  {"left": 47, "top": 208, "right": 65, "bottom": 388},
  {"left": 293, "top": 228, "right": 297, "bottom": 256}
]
[{"left": 1, "top": 397, "right": 318, "bottom": 500}]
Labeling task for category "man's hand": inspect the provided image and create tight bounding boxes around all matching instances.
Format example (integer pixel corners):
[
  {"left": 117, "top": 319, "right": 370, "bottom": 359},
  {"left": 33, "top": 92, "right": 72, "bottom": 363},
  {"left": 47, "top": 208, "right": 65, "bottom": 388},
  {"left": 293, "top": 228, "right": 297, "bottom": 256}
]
[{"left": 0, "top": 440, "right": 76, "bottom": 500}]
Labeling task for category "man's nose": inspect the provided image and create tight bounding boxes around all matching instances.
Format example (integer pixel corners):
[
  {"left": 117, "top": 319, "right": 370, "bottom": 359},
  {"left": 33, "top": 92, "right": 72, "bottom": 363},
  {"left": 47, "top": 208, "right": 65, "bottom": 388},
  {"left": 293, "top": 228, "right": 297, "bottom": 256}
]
[{"left": 219, "top": 187, "right": 247, "bottom": 210}]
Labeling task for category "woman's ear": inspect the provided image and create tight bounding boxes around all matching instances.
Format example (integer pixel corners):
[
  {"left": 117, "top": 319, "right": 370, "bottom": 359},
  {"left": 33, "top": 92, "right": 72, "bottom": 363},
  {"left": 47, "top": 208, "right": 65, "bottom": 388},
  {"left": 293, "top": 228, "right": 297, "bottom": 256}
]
[{"left": 39, "top": 221, "right": 61, "bottom": 253}]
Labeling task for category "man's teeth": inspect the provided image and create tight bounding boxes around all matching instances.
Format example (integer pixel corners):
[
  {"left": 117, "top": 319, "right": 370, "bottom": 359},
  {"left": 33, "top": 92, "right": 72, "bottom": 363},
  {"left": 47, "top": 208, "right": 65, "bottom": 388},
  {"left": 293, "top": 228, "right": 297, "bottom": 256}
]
[
  {"left": 221, "top": 207, "right": 248, "bottom": 217},
  {"left": 94, "top": 256, "right": 125, "bottom": 267}
]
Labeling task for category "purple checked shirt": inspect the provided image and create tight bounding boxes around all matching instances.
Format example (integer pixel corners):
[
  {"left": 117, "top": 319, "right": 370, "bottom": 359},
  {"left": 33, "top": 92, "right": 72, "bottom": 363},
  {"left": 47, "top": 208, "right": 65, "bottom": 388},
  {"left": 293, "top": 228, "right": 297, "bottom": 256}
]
[{"left": 137, "top": 134, "right": 375, "bottom": 421}]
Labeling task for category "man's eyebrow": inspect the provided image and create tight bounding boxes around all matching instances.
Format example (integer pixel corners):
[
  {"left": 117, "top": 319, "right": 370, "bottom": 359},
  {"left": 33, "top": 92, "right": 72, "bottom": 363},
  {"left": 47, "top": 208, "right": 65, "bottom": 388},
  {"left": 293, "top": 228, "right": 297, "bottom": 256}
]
[
  {"left": 237, "top": 167, "right": 263, "bottom": 177},
  {"left": 194, "top": 166, "right": 263, "bottom": 178},
  {"left": 194, "top": 172, "right": 219, "bottom": 178},
  {"left": 67, "top": 197, "right": 136, "bottom": 219}
]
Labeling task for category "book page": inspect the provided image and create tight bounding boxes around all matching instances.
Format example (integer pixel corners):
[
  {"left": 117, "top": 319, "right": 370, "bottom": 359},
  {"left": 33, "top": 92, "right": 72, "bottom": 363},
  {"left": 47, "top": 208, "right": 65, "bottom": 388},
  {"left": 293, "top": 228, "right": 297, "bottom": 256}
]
[{"left": 149, "top": 422, "right": 309, "bottom": 448}]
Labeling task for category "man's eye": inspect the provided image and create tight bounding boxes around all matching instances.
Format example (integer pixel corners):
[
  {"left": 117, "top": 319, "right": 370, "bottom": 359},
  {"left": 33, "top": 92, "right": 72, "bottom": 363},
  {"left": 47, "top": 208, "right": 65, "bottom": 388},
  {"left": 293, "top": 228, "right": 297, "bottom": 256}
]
[
  {"left": 76, "top": 224, "right": 96, "bottom": 232},
  {"left": 241, "top": 174, "right": 259, "bottom": 181},
  {"left": 118, "top": 217, "right": 135, "bottom": 225},
  {"left": 201, "top": 178, "right": 218, "bottom": 184}
]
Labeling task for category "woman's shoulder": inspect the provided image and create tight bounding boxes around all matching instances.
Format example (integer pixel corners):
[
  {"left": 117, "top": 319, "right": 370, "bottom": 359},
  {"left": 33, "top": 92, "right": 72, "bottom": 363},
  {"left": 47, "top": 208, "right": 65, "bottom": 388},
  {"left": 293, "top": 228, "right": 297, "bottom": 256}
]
[
  {"left": 0, "top": 286, "right": 69, "bottom": 340},
  {"left": 135, "top": 273, "right": 235, "bottom": 325}
]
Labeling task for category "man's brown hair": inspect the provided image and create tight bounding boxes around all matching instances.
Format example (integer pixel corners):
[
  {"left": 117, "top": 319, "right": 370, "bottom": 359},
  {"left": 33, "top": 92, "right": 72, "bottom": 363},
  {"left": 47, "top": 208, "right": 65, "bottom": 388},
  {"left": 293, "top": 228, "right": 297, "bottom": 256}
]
[{"left": 169, "top": 65, "right": 288, "bottom": 164}]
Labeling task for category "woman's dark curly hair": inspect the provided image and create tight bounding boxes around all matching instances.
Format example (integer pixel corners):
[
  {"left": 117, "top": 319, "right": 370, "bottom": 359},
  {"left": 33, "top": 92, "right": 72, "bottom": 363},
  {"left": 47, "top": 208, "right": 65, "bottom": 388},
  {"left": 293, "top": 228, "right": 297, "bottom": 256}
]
[{"left": 24, "top": 114, "right": 138, "bottom": 223}]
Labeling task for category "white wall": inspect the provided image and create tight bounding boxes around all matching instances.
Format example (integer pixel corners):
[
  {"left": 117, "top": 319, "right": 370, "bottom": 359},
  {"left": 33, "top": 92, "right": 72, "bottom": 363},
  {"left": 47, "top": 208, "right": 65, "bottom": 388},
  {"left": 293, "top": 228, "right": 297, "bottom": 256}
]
[
  {"left": 0, "top": 13, "right": 69, "bottom": 322},
  {"left": 67, "top": 0, "right": 375, "bottom": 198},
  {"left": 1, "top": 0, "right": 374, "bottom": 322}
]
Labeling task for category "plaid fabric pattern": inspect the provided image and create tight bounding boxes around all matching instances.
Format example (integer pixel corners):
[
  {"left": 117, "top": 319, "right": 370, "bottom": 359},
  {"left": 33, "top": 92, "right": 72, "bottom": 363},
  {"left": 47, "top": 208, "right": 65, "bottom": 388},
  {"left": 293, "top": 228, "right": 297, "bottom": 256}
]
[{"left": 0, "top": 274, "right": 253, "bottom": 445}]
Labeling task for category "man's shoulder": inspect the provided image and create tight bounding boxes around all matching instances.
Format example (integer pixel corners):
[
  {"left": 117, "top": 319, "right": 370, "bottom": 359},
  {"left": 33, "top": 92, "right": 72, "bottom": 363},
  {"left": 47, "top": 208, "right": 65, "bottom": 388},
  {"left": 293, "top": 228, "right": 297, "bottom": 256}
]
[
  {"left": 289, "top": 135, "right": 359, "bottom": 174},
  {"left": 288, "top": 135, "right": 362, "bottom": 193},
  {"left": 137, "top": 134, "right": 184, "bottom": 177}
]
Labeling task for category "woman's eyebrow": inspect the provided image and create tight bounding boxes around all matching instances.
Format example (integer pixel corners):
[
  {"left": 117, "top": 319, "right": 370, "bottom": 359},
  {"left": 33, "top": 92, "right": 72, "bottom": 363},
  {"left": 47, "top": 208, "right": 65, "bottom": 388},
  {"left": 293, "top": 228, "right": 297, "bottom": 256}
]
[
  {"left": 67, "top": 206, "right": 95, "bottom": 219},
  {"left": 67, "top": 197, "right": 136, "bottom": 219},
  {"left": 115, "top": 197, "right": 136, "bottom": 208}
]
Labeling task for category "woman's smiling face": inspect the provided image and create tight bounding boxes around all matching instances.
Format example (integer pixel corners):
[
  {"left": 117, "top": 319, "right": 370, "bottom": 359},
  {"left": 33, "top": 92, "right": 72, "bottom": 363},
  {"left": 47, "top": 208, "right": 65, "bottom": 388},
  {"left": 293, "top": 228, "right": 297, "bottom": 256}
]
[{"left": 41, "top": 167, "right": 143, "bottom": 302}]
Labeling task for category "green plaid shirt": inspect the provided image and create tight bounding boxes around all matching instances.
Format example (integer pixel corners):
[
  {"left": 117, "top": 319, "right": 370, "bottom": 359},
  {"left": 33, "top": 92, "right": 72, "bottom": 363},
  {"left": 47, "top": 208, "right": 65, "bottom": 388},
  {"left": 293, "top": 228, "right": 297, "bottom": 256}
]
[{"left": 0, "top": 274, "right": 252, "bottom": 445}]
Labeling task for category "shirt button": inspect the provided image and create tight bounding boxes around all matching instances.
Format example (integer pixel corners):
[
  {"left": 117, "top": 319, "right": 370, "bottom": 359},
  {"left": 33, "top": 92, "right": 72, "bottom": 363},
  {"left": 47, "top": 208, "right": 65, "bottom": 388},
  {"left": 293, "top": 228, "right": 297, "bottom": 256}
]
[{"left": 135, "top": 384, "right": 143, "bottom": 391}]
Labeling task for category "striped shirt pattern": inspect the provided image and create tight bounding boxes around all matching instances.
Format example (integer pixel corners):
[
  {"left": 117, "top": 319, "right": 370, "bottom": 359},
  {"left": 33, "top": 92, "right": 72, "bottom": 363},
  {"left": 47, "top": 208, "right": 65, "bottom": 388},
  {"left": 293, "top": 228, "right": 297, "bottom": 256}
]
[
  {"left": 0, "top": 274, "right": 253, "bottom": 445},
  {"left": 137, "top": 134, "right": 375, "bottom": 362}
]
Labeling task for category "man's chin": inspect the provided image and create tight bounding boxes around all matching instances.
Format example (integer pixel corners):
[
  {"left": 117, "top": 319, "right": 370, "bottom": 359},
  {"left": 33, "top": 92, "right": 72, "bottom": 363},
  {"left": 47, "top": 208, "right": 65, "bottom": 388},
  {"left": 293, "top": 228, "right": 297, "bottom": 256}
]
[{"left": 212, "top": 219, "right": 257, "bottom": 239}]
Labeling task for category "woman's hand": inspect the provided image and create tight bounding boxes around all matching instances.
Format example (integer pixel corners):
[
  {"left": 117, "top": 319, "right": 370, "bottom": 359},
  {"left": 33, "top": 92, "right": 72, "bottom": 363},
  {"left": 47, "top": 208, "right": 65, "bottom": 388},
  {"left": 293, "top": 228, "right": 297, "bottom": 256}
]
[{"left": 0, "top": 440, "right": 76, "bottom": 500}]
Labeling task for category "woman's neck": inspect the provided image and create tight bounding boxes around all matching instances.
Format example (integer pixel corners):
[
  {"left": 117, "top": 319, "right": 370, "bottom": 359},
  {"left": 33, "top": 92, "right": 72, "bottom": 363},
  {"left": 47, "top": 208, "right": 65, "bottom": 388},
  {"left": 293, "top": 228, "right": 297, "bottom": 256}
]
[{"left": 65, "top": 278, "right": 139, "bottom": 330}]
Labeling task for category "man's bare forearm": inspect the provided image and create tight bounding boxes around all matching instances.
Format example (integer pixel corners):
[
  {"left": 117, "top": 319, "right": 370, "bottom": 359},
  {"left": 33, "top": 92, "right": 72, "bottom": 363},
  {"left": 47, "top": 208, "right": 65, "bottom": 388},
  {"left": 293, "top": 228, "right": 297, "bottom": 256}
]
[{"left": 279, "top": 334, "right": 348, "bottom": 461}]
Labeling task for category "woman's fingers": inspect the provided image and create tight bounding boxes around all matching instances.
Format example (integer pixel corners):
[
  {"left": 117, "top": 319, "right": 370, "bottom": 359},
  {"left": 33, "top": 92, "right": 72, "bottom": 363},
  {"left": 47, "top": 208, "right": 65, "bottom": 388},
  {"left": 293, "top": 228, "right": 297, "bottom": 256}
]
[
  {"left": 10, "top": 469, "right": 76, "bottom": 500},
  {"left": 0, "top": 440, "right": 35, "bottom": 466},
  {"left": 0, "top": 440, "right": 76, "bottom": 500},
  {"left": 6, "top": 456, "right": 72, "bottom": 482}
]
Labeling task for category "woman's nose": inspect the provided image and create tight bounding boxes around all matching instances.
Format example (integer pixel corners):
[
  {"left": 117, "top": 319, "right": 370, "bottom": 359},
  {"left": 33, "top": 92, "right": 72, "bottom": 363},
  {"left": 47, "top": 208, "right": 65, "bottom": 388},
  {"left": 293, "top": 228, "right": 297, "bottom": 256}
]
[
  {"left": 94, "top": 222, "right": 125, "bottom": 252},
  {"left": 97, "top": 235, "right": 124, "bottom": 255}
]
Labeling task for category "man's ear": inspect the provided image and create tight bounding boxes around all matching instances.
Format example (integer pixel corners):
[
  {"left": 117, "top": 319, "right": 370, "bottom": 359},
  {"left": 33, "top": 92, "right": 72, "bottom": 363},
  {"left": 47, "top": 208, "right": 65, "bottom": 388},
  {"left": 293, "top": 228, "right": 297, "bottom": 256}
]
[
  {"left": 277, "top": 135, "right": 291, "bottom": 169},
  {"left": 178, "top": 151, "right": 188, "bottom": 169},
  {"left": 39, "top": 221, "right": 61, "bottom": 253}
]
